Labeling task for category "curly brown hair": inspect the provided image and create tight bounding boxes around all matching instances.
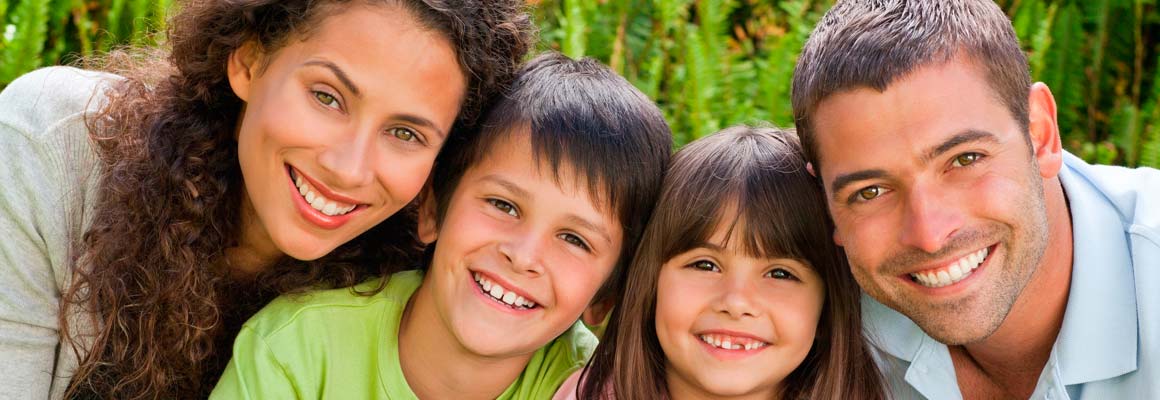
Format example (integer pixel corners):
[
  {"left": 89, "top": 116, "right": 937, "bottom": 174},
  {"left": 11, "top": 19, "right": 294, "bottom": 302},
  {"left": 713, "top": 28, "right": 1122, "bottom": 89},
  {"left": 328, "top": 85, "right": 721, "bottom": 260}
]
[{"left": 59, "top": 1, "right": 534, "bottom": 398}]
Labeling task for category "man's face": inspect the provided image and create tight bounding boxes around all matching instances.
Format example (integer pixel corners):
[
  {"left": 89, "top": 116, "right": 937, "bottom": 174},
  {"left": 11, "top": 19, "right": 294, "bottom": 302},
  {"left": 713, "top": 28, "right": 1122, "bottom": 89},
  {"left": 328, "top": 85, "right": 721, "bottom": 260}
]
[{"left": 811, "top": 58, "right": 1051, "bottom": 344}]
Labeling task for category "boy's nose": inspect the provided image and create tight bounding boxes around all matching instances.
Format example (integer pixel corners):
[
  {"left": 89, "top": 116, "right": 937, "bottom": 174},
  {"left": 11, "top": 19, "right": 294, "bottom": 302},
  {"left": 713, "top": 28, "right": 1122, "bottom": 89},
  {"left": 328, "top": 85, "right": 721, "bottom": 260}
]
[{"left": 498, "top": 234, "right": 545, "bottom": 277}]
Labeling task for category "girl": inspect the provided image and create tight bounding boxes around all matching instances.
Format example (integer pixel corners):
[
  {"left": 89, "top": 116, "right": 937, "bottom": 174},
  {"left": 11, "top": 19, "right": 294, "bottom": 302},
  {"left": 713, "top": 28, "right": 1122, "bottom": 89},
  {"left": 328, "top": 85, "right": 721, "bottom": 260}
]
[
  {"left": 0, "top": 1, "right": 533, "bottom": 398},
  {"left": 566, "top": 126, "right": 887, "bottom": 399}
]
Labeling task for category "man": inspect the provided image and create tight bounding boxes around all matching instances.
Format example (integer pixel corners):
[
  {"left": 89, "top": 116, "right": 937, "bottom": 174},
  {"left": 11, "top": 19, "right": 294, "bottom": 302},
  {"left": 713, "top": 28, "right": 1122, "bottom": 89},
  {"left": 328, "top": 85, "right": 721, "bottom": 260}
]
[{"left": 791, "top": 1, "right": 1159, "bottom": 398}]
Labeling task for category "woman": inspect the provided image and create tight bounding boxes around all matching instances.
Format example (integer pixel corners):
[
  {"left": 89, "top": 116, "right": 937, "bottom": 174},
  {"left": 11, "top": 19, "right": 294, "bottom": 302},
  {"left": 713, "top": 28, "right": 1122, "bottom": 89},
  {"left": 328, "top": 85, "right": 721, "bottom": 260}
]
[{"left": 0, "top": 1, "right": 534, "bottom": 398}]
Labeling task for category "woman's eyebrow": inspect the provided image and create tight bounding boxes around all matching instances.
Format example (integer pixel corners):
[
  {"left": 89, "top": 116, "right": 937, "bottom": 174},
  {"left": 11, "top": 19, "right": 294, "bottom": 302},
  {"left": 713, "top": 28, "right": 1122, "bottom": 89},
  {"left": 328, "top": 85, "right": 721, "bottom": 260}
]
[{"left": 303, "top": 60, "right": 361, "bottom": 97}]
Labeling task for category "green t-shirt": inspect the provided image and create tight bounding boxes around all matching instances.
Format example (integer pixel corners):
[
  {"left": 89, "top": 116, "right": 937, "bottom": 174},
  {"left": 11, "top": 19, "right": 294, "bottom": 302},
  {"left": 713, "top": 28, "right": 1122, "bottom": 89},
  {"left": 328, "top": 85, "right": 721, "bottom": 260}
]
[{"left": 210, "top": 270, "right": 596, "bottom": 399}]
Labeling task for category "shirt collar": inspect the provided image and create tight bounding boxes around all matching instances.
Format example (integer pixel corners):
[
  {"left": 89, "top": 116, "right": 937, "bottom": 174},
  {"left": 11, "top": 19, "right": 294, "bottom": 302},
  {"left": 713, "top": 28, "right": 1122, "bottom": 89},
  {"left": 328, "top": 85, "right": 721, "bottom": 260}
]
[
  {"left": 1054, "top": 152, "right": 1138, "bottom": 385},
  {"left": 860, "top": 152, "right": 1139, "bottom": 387}
]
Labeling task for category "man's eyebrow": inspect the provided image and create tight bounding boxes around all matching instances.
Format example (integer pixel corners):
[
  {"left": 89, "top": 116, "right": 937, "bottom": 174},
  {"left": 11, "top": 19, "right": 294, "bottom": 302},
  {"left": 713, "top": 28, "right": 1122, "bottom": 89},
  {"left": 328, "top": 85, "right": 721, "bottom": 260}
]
[
  {"left": 827, "top": 129, "right": 1002, "bottom": 201},
  {"left": 303, "top": 60, "right": 361, "bottom": 97},
  {"left": 830, "top": 169, "right": 889, "bottom": 201},
  {"left": 923, "top": 129, "right": 1000, "bottom": 164}
]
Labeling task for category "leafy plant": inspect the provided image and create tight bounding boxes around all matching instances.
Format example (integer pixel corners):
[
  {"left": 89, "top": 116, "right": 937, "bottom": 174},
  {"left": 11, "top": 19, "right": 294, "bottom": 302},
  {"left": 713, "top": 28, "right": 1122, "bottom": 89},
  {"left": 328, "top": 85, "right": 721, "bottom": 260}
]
[{"left": 2, "top": 0, "right": 1158, "bottom": 167}]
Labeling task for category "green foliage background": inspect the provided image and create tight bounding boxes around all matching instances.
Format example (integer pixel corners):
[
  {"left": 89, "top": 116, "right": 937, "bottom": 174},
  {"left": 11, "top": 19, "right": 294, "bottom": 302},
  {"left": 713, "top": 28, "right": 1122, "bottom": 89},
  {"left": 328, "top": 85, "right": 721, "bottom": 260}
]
[{"left": 1, "top": 0, "right": 1158, "bottom": 167}]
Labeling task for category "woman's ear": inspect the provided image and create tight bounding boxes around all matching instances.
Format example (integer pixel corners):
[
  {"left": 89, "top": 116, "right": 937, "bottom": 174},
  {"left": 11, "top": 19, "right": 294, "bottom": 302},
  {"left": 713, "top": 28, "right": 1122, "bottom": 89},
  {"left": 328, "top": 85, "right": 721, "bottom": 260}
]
[
  {"left": 417, "top": 187, "right": 439, "bottom": 245},
  {"left": 227, "top": 41, "right": 262, "bottom": 102}
]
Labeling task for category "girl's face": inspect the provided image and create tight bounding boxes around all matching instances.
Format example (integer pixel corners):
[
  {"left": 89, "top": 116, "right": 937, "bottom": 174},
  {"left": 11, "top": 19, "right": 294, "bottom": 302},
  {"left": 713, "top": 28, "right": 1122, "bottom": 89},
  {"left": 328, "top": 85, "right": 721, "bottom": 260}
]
[
  {"left": 655, "top": 220, "right": 826, "bottom": 400},
  {"left": 227, "top": 3, "right": 466, "bottom": 263}
]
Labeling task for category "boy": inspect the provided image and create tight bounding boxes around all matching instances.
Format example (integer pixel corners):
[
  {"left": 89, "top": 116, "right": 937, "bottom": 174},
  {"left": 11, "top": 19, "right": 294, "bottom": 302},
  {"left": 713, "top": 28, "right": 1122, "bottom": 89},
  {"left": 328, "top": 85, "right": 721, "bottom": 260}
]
[{"left": 211, "top": 52, "right": 672, "bottom": 399}]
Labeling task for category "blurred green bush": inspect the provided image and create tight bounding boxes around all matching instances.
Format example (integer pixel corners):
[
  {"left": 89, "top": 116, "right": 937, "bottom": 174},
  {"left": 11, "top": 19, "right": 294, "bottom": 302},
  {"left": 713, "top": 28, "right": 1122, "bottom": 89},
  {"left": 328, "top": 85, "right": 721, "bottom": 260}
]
[{"left": 2, "top": 0, "right": 1157, "bottom": 167}]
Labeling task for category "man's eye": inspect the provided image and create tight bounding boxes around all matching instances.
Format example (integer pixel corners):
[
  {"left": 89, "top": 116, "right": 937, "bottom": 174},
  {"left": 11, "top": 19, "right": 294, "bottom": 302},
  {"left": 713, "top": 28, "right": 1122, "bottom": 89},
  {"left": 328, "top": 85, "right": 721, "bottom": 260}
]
[
  {"left": 391, "top": 127, "right": 418, "bottom": 142},
  {"left": 689, "top": 260, "right": 720, "bottom": 272},
  {"left": 953, "top": 152, "right": 983, "bottom": 167},
  {"left": 313, "top": 91, "right": 340, "bottom": 109},
  {"left": 858, "top": 186, "right": 884, "bottom": 201},
  {"left": 487, "top": 199, "right": 518, "bottom": 217}
]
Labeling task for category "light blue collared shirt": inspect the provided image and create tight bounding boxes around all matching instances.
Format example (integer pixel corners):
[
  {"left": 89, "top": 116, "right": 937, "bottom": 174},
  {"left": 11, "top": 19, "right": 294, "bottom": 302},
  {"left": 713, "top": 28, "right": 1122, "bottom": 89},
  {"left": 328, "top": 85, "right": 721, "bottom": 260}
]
[{"left": 862, "top": 152, "right": 1160, "bottom": 399}]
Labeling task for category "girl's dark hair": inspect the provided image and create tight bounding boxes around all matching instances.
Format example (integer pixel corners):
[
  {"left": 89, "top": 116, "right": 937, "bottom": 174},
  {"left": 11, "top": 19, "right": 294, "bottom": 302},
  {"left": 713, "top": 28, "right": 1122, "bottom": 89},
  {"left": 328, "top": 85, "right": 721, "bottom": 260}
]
[
  {"left": 578, "top": 126, "right": 886, "bottom": 400},
  {"left": 61, "top": 1, "right": 534, "bottom": 398}
]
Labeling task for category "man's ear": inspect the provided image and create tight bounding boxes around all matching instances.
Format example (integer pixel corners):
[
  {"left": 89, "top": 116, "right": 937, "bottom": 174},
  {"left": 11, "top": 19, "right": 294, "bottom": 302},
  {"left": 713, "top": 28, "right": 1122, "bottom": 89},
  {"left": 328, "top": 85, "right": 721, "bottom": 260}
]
[
  {"left": 806, "top": 162, "right": 816, "bottom": 177},
  {"left": 227, "top": 41, "right": 262, "bottom": 102},
  {"left": 417, "top": 187, "right": 439, "bottom": 245},
  {"left": 1028, "top": 82, "right": 1063, "bottom": 179}
]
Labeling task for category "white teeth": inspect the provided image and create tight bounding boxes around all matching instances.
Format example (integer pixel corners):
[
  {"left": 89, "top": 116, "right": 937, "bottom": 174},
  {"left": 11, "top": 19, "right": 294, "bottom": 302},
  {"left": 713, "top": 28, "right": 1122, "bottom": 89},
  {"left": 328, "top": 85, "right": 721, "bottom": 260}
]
[
  {"left": 291, "top": 169, "right": 357, "bottom": 216},
  {"left": 948, "top": 264, "right": 964, "bottom": 280},
  {"left": 472, "top": 273, "right": 537, "bottom": 309},
  {"left": 910, "top": 247, "right": 990, "bottom": 288},
  {"left": 698, "top": 334, "right": 767, "bottom": 351}
]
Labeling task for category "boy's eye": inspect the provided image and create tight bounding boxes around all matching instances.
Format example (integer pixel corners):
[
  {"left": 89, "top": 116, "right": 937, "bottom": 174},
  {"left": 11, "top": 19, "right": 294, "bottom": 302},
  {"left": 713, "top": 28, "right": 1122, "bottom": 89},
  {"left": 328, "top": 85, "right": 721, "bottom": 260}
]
[
  {"left": 390, "top": 127, "right": 420, "bottom": 143},
  {"left": 313, "top": 91, "right": 340, "bottom": 109},
  {"left": 559, "top": 233, "right": 591, "bottom": 252},
  {"left": 487, "top": 198, "right": 518, "bottom": 217},
  {"left": 689, "top": 260, "right": 720, "bottom": 272},
  {"left": 765, "top": 268, "right": 798, "bottom": 281},
  {"left": 952, "top": 152, "right": 983, "bottom": 167}
]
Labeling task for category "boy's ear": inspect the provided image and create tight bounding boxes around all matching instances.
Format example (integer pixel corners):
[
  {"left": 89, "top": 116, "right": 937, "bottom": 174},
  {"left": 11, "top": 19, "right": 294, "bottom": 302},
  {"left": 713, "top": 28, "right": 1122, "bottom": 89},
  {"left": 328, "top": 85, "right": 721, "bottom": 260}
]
[
  {"left": 581, "top": 296, "right": 615, "bottom": 327},
  {"left": 417, "top": 187, "right": 439, "bottom": 245}
]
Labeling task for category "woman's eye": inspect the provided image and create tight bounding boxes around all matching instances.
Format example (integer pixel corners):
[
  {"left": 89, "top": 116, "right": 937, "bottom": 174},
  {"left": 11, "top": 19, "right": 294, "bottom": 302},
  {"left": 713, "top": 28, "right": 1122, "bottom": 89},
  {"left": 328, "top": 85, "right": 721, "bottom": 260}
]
[
  {"left": 689, "top": 260, "right": 720, "bottom": 272},
  {"left": 559, "top": 233, "right": 590, "bottom": 251},
  {"left": 487, "top": 199, "right": 518, "bottom": 217},
  {"left": 857, "top": 186, "right": 884, "bottom": 201},
  {"left": 313, "top": 91, "right": 340, "bottom": 109},
  {"left": 390, "top": 127, "right": 419, "bottom": 143},
  {"left": 766, "top": 268, "right": 798, "bottom": 280},
  {"left": 952, "top": 152, "right": 983, "bottom": 167}
]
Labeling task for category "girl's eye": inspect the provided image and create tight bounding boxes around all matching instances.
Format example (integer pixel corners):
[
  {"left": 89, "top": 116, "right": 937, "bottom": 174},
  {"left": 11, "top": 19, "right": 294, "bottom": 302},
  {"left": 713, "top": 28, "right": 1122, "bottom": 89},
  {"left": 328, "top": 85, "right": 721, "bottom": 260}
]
[
  {"left": 689, "top": 260, "right": 720, "bottom": 272},
  {"left": 390, "top": 127, "right": 419, "bottom": 143},
  {"left": 487, "top": 198, "right": 518, "bottom": 217},
  {"left": 765, "top": 268, "right": 798, "bottom": 281},
  {"left": 855, "top": 185, "right": 885, "bottom": 202},
  {"left": 559, "top": 233, "right": 591, "bottom": 252},
  {"left": 952, "top": 152, "right": 983, "bottom": 167},
  {"left": 313, "top": 91, "right": 340, "bottom": 109}
]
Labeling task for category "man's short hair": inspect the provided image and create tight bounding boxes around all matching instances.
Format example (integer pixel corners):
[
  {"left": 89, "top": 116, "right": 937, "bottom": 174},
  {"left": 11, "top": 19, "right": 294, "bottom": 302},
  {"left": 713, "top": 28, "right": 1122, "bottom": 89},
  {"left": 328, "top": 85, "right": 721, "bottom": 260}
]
[{"left": 791, "top": 0, "right": 1031, "bottom": 171}]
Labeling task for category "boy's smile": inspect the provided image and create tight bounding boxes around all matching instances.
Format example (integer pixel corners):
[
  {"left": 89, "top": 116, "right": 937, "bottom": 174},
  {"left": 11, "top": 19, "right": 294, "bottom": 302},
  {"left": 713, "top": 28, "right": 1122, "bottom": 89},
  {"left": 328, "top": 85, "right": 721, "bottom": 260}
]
[{"left": 409, "top": 130, "right": 623, "bottom": 360}]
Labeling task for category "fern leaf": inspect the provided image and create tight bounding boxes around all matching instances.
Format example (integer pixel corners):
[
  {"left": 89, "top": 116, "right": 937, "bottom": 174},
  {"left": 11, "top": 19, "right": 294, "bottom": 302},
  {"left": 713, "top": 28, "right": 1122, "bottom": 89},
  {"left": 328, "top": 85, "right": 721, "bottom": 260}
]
[
  {"left": 1140, "top": 133, "right": 1160, "bottom": 168},
  {"left": 560, "top": 0, "right": 586, "bottom": 58},
  {"left": 1109, "top": 102, "right": 1141, "bottom": 165},
  {"left": 0, "top": 0, "right": 51, "bottom": 84},
  {"left": 1038, "top": 3, "right": 1087, "bottom": 146}
]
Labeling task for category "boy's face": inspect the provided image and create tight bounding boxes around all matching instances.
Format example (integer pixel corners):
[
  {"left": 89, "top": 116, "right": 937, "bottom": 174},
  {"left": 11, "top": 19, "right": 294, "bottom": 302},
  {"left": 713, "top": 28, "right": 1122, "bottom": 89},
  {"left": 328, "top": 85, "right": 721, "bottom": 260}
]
[{"left": 418, "top": 131, "right": 623, "bottom": 358}]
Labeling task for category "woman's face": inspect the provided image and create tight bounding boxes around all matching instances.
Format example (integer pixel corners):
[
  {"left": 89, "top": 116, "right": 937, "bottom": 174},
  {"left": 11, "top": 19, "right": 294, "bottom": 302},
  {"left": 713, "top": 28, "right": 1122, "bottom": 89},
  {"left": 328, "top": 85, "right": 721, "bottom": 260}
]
[
  {"left": 227, "top": 3, "right": 466, "bottom": 262},
  {"left": 655, "top": 221, "right": 826, "bottom": 400}
]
